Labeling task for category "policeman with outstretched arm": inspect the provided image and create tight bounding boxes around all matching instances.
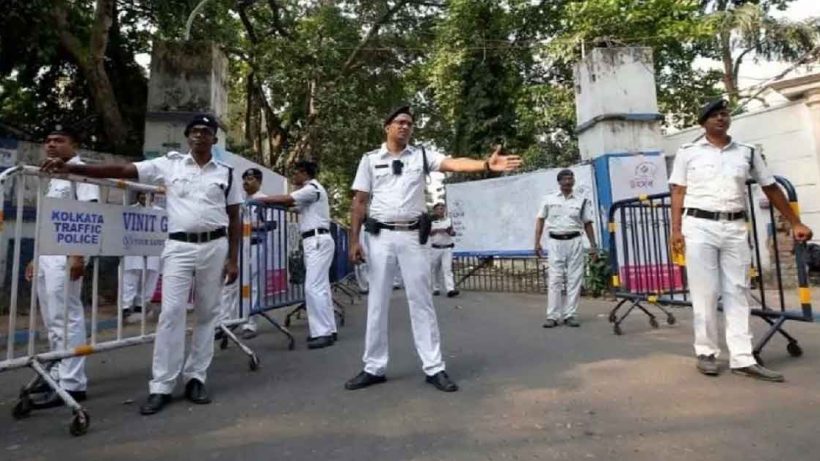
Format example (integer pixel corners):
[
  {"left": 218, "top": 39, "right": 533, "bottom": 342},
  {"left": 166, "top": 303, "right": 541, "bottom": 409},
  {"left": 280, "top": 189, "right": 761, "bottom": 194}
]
[{"left": 41, "top": 114, "right": 242, "bottom": 414}]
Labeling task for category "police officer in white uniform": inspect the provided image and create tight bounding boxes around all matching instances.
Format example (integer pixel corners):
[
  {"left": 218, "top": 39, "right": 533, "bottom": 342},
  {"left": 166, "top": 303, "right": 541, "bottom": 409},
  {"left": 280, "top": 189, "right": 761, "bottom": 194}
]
[
  {"left": 670, "top": 99, "right": 812, "bottom": 381},
  {"left": 251, "top": 161, "right": 337, "bottom": 349},
  {"left": 121, "top": 191, "right": 162, "bottom": 318},
  {"left": 219, "top": 168, "right": 269, "bottom": 339},
  {"left": 346, "top": 105, "right": 522, "bottom": 392},
  {"left": 534, "top": 169, "right": 596, "bottom": 328},
  {"left": 429, "top": 202, "right": 459, "bottom": 297},
  {"left": 25, "top": 124, "right": 99, "bottom": 408},
  {"left": 42, "top": 114, "right": 243, "bottom": 413}
]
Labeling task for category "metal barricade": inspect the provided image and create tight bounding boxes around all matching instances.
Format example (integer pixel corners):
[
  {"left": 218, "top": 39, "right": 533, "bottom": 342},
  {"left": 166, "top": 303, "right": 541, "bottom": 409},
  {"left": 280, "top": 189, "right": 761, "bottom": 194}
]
[
  {"left": 222, "top": 203, "right": 306, "bottom": 351},
  {"left": 607, "top": 176, "right": 814, "bottom": 362},
  {"left": 0, "top": 165, "right": 257, "bottom": 436},
  {"left": 281, "top": 217, "right": 354, "bottom": 334}
]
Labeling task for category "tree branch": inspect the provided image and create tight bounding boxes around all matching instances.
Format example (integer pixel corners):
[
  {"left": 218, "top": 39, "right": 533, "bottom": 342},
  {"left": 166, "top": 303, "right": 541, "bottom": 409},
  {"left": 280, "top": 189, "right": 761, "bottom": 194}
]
[
  {"left": 267, "top": 0, "right": 291, "bottom": 38},
  {"left": 732, "top": 46, "right": 755, "bottom": 83},
  {"left": 342, "top": 0, "right": 410, "bottom": 73},
  {"left": 90, "top": 0, "right": 115, "bottom": 62},
  {"left": 237, "top": 1, "right": 259, "bottom": 43}
]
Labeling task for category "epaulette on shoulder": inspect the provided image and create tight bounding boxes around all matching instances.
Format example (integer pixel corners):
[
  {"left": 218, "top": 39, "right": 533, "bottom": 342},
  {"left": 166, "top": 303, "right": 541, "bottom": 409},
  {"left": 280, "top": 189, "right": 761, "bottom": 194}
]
[
  {"left": 212, "top": 158, "right": 231, "bottom": 169},
  {"left": 679, "top": 143, "right": 695, "bottom": 150},
  {"left": 364, "top": 149, "right": 381, "bottom": 157},
  {"left": 166, "top": 151, "right": 185, "bottom": 158}
]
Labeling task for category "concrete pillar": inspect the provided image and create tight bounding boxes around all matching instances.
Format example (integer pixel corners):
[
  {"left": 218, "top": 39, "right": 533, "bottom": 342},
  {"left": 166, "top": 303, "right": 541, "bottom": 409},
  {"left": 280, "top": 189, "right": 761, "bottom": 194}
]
[
  {"left": 574, "top": 47, "right": 664, "bottom": 161},
  {"left": 574, "top": 47, "right": 680, "bottom": 292},
  {"left": 142, "top": 41, "right": 228, "bottom": 159}
]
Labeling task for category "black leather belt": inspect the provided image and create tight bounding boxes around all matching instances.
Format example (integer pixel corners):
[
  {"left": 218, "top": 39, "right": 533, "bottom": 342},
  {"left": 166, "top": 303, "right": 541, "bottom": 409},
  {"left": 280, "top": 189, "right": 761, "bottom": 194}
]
[
  {"left": 549, "top": 232, "right": 581, "bottom": 240},
  {"left": 379, "top": 221, "right": 419, "bottom": 231},
  {"left": 169, "top": 227, "right": 227, "bottom": 243},
  {"left": 686, "top": 208, "right": 747, "bottom": 221},
  {"left": 301, "top": 228, "right": 330, "bottom": 239},
  {"left": 432, "top": 243, "right": 455, "bottom": 249}
]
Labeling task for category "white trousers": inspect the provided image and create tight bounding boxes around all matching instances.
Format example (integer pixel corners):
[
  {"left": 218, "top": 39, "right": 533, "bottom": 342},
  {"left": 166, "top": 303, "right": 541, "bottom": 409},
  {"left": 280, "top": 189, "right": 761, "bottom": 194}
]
[
  {"left": 546, "top": 237, "right": 585, "bottom": 321},
  {"left": 363, "top": 229, "right": 444, "bottom": 376},
  {"left": 122, "top": 269, "right": 160, "bottom": 309},
  {"left": 149, "top": 238, "right": 228, "bottom": 394},
  {"left": 219, "top": 246, "right": 260, "bottom": 332},
  {"left": 430, "top": 247, "right": 455, "bottom": 292},
  {"left": 683, "top": 215, "right": 756, "bottom": 369},
  {"left": 356, "top": 231, "right": 369, "bottom": 291},
  {"left": 303, "top": 234, "right": 337, "bottom": 337},
  {"left": 36, "top": 256, "right": 87, "bottom": 392}
]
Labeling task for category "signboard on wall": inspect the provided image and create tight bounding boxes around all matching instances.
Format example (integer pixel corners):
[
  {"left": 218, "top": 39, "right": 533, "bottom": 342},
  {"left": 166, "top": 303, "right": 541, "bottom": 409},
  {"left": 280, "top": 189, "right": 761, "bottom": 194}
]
[
  {"left": 608, "top": 154, "right": 668, "bottom": 202},
  {"left": 37, "top": 198, "right": 167, "bottom": 257},
  {"left": 446, "top": 166, "right": 598, "bottom": 256}
]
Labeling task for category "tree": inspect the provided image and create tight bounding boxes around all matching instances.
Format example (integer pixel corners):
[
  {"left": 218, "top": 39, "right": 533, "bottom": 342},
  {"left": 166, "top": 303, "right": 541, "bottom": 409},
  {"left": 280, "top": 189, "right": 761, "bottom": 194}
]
[{"left": 702, "top": 0, "right": 820, "bottom": 103}]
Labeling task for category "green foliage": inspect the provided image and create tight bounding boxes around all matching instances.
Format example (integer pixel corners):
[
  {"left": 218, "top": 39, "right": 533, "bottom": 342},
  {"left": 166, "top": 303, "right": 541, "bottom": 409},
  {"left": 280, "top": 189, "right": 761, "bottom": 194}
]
[
  {"left": 584, "top": 250, "right": 612, "bottom": 298},
  {"left": 0, "top": 0, "right": 817, "bottom": 221}
]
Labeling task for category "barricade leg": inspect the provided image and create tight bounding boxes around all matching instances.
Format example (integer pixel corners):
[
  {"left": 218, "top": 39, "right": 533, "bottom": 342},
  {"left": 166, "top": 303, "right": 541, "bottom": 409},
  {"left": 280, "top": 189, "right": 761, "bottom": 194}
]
[
  {"left": 216, "top": 324, "right": 260, "bottom": 370},
  {"left": 258, "top": 310, "right": 296, "bottom": 350},
  {"left": 27, "top": 359, "right": 89, "bottom": 436},
  {"left": 751, "top": 314, "right": 803, "bottom": 365}
]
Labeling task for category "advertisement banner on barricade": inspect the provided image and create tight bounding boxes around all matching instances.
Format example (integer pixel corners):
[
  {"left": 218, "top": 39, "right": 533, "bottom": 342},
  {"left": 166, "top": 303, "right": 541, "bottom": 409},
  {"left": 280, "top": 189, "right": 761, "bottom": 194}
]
[{"left": 37, "top": 197, "right": 167, "bottom": 256}]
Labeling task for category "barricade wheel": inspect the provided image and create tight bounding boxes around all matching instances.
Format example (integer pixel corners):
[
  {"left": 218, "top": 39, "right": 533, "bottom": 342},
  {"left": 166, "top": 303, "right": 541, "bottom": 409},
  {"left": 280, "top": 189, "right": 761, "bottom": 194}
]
[
  {"left": 649, "top": 317, "right": 659, "bottom": 329},
  {"left": 613, "top": 324, "right": 622, "bottom": 335},
  {"left": 12, "top": 397, "right": 32, "bottom": 419},
  {"left": 220, "top": 337, "right": 229, "bottom": 350},
  {"left": 249, "top": 354, "right": 260, "bottom": 371},
  {"left": 666, "top": 315, "right": 676, "bottom": 325},
  {"left": 787, "top": 342, "right": 803, "bottom": 357},
  {"left": 69, "top": 410, "right": 90, "bottom": 436},
  {"left": 287, "top": 339, "right": 295, "bottom": 351},
  {"left": 284, "top": 317, "right": 291, "bottom": 327},
  {"left": 608, "top": 312, "right": 616, "bottom": 323}
]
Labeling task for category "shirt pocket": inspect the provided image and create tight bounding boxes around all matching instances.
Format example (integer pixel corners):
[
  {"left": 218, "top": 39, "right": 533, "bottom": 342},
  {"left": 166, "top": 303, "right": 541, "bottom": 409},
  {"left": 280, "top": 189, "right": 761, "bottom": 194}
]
[
  {"left": 688, "top": 161, "right": 717, "bottom": 183},
  {"left": 721, "top": 157, "right": 749, "bottom": 181},
  {"left": 401, "top": 163, "right": 425, "bottom": 187},
  {"left": 204, "top": 175, "right": 228, "bottom": 202},
  {"left": 168, "top": 174, "right": 193, "bottom": 198},
  {"left": 372, "top": 164, "right": 392, "bottom": 186}
]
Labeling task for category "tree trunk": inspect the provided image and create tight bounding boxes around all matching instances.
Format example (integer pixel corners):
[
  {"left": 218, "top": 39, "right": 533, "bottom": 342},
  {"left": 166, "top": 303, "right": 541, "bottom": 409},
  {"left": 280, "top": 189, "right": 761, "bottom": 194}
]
[
  {"left": 719, "top": 29, "right": 738, "bottom": 103},
  {"left": 52, "top": 0, "right": 129, "bottom": 152}
]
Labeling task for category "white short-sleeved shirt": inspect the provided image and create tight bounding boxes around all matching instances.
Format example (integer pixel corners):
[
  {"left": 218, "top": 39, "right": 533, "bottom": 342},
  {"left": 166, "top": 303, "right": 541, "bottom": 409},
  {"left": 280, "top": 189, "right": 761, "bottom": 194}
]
[
  {"left": 430, "top": 217, "right": 454, "bottom": 246},
  {"left": 668, "top": 138, "right": 775, "bottom": 213},
  {"left": 351, "top": 143, "right": 445, "bottom": 222},
  {"left": 47, "top": 156, "right": 100, "bottom": 202},
  {"left": 291, "top": 179, "right": 331, "bottom": 233},
  {"left": 536, "top": 191, "right": 593, "bottom": 234},
  {"left": 134, "top": 151, "right": 243, "bottom": 233}
]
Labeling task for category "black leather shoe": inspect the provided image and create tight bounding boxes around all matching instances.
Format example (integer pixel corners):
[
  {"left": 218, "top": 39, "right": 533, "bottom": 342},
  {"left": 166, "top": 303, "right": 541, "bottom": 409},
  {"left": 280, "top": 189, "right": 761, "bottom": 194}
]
[
  {"left": 696, "top": 354, "right": 719, "bottom": 376},
  {"left": 433, "top": 290, "right": 441, "bottom": 296},
  {"left": 426, "top": 371, "right": 458, "bottom": 392},
  {"left": 30, "top": 389, "right": 87, "bottom": 409},
  {"left": 446, "top": 290, "right": 460, "bottom": 298},
  {"left": 184, "top": 379, "right": 211, "bottom": 404},
  {"left": 308, "top": 335, "right": 335, "bottom": 349},
  {"left": 344, "top": 371, "right": 387, "bottom": 390},
  {"left": 306, "top": 333, "right": 338, "bottom": 343},
  {"left": 139, "top": 393, "right": 171, "bottom": 415}
]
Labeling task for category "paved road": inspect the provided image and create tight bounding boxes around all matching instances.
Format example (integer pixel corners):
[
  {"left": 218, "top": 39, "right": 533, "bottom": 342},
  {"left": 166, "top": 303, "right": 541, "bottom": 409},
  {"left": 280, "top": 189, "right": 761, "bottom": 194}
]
[{"left": 1, "top": 291, "right": 819, "bottom": 460}]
